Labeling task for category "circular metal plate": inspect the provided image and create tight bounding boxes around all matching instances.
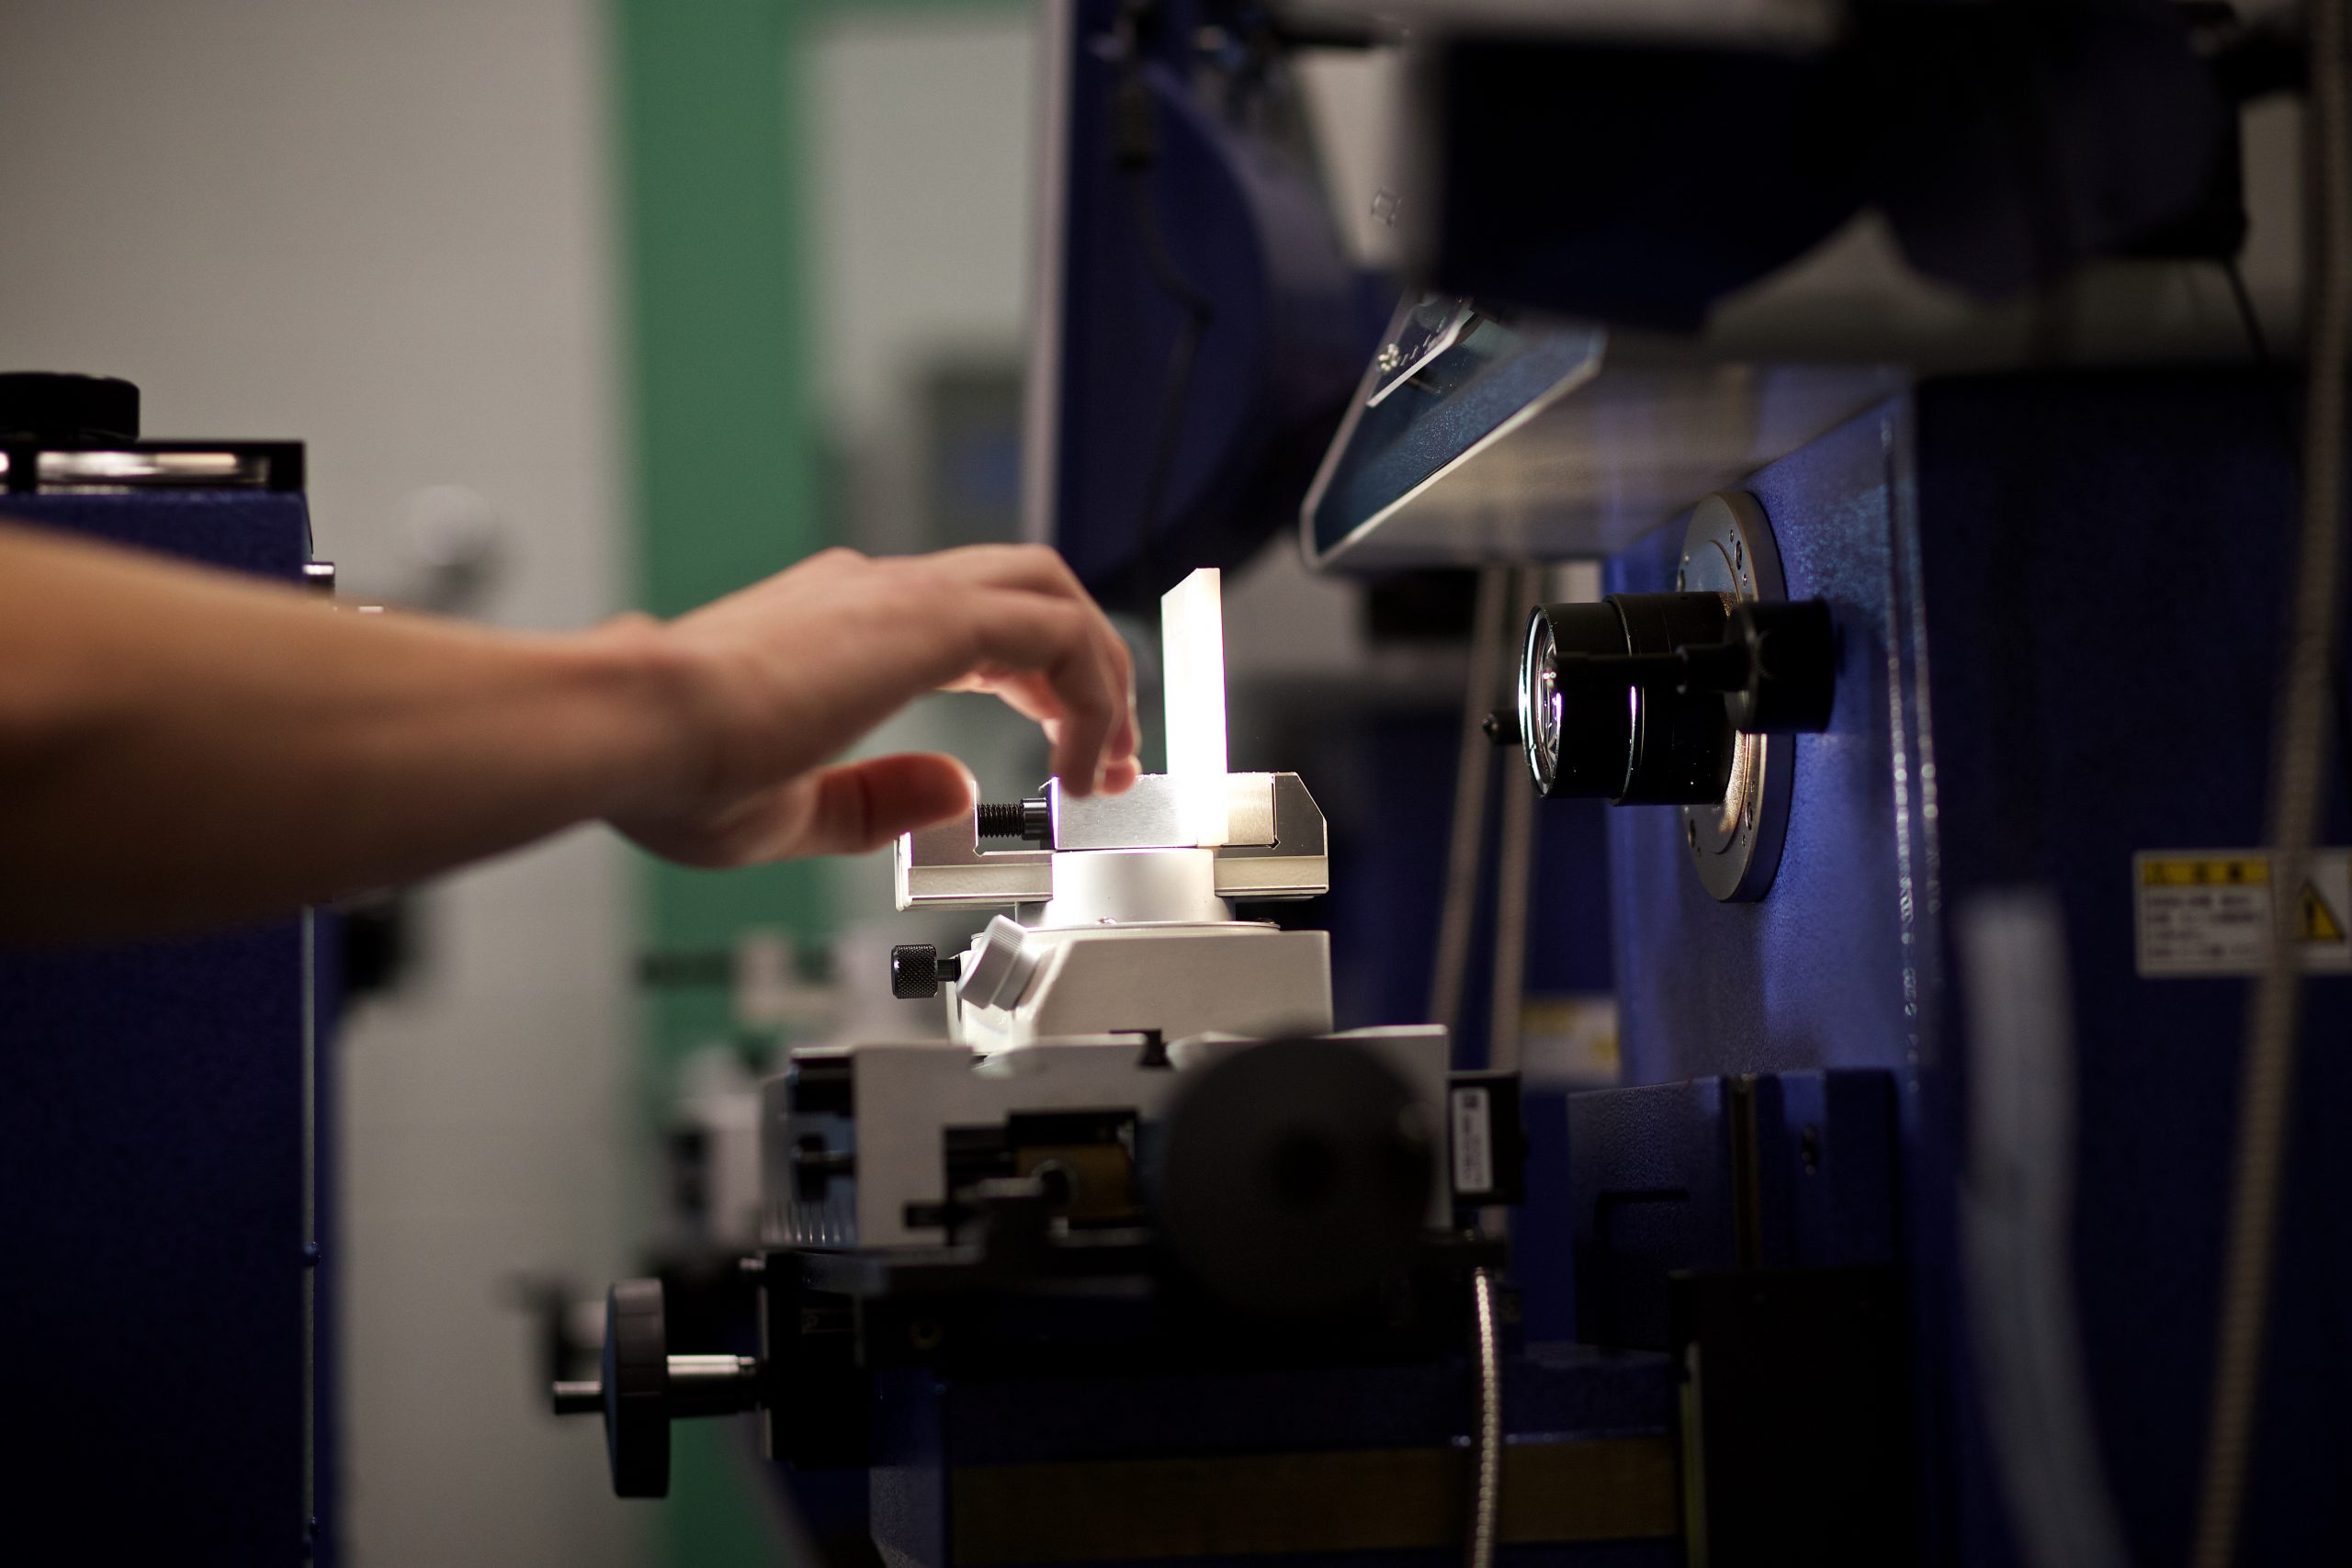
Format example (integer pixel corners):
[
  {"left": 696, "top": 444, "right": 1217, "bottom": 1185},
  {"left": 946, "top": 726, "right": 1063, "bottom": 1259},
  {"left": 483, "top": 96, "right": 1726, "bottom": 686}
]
[{"left": 1678, "top": 491, "right": 1792, "bottom": 902}]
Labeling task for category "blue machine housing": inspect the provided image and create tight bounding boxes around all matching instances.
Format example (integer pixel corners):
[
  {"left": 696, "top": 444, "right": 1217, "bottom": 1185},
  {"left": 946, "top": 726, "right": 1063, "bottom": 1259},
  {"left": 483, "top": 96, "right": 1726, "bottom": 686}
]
[
  {"left": 0, "top": 478, "right": 334, "bottom": 1563},
  {"left": 1595, "top": 372, "right": 2352, "bottom": 1566},
  {"left": 1037, "top": 0, "right": 1388, "bottom": 608}
]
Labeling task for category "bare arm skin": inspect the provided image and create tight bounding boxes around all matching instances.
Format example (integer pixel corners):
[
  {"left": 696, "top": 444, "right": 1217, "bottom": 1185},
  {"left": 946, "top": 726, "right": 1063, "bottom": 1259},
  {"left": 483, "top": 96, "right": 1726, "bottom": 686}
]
[{"left": 0, "top": 523, "right": 1138, "bottom": 941}]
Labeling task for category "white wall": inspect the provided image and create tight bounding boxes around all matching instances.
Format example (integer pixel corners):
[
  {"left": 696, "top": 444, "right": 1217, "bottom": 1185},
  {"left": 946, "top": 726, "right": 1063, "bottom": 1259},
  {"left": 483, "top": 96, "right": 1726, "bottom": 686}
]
[
  {"left": 0, "top": 4, "right": 646, "bottom": 1563},
  {"left": 808, "top": 8, "right": 1037, "bottom": 518},
  {"left": 805, "top": 7, "right": 1055, "bottom": 933}
]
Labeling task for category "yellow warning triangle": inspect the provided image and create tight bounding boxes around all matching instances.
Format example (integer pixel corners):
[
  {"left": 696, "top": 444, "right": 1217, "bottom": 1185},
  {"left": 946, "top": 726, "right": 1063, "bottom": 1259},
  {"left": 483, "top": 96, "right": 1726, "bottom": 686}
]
[{"left": 2299, "top": 881, "right": 2348, "bottom": 942}]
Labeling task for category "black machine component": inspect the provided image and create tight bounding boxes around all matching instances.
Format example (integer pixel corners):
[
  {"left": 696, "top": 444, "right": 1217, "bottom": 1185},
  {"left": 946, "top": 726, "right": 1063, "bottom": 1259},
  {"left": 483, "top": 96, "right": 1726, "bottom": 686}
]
[
  {"left": 1673, "top": 1268, "right": 1916, "bottom": 1567},
  {"left": 556, "top": 1038, "right": 1521, "bottom": 1503},
  {"left": 0, "top": 368, "right": 305, "bottom": 495},
  {"left": 0, "top": 369, "right": 140, "bottom": 441},
  {"left": 888, "top": 943, "right": 964, "bottom": 999},
  {"left": 552, "top": 1278, "right": 764, "bottom": 1499},
  {"left": 933, "top": 1108, "right": 1146, "bottom": 1236},
  {"left": 1149, "top": 1038, "right": 1434, "bottom": 1319},
  {"left": 1500, "top": 592, "right": 1838, "bottom": 801},
  {"left": 1408, "top": 2, "right": 2245, "bottom": 324}
]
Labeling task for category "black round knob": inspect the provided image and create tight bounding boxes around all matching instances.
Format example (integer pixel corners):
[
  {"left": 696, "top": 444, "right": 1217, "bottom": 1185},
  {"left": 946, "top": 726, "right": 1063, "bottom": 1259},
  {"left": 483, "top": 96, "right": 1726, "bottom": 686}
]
[
  {"left": 603, "top": 1278, "right": 671, "bottom": 1498},
  {"left": 891, "top": 943, "right": 940, "bottom": 999},
  {"left": 1149, "top": 1039, "right": 1434, "bottom": 1320},
  {"left": 1724, "top": 599, "right": 1838, "bottom": 734},
  {"left": 0, "top": 372, "right": 140, "bottom": 442}
]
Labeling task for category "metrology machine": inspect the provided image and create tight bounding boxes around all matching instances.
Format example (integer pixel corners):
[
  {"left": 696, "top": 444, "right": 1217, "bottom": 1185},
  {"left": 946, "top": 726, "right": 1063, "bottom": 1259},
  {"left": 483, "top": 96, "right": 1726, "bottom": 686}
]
[
  {"left": 559, "top": 4, "right": 2352, "bottom": 1566},
  {"left": 555, "top": 572, "right": 1636, "bottom": 1560}
]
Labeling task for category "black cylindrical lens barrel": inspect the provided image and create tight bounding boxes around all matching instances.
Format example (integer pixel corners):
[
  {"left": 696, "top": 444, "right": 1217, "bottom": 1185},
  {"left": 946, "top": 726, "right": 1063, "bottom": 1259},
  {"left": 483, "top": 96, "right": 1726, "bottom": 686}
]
[{"left": 1611, "top": 592, "right": 1734, "bottom": 805}]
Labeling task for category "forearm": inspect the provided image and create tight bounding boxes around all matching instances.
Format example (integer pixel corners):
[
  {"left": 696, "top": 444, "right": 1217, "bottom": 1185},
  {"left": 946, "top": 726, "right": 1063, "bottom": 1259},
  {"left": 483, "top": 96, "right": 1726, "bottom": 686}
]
[{"left": 0, "top": 522, "right": 687, "bottom": 940}]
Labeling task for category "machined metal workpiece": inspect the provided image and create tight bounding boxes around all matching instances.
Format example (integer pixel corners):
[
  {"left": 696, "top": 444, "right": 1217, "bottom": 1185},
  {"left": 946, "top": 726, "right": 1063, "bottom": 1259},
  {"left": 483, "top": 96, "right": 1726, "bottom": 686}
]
[{"left": 1047, "top": 773, "right": 1277, "bottom": 852}]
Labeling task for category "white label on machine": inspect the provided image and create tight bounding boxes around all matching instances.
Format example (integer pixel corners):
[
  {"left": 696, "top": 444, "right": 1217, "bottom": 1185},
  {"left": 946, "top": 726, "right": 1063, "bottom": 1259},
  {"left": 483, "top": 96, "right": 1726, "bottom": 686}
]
[
  {"left": 2133, "top": 849, "right": 2352, "bottom": 976},
  {"left": 1451, "top": 1085, "right": 1494, "bottom": 1195}
]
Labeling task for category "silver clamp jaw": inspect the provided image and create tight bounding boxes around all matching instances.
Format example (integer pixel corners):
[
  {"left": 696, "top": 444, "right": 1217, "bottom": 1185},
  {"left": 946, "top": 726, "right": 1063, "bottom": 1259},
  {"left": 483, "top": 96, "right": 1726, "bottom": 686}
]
[{"left": 891, "top": 771, "right": 1330, "bottom": 915}]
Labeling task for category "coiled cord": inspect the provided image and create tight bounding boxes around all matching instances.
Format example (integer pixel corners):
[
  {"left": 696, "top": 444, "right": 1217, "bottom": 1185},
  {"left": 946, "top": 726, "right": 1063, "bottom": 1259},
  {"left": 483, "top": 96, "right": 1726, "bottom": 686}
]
[
  {"left": 2191, "top": 3, "right": 2352, "bottom": 1562},
  {"left": 1467, "top": 1265, "right": 1502, "bottom": 1568}
]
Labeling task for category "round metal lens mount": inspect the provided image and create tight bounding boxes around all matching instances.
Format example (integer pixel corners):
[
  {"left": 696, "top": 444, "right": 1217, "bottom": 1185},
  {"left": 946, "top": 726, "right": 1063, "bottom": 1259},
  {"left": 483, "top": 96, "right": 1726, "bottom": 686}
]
[
  {"left": 1518, "top": 611, "right": 1561, "bottom": 793},
  {"left": 1677, "top": 491, "right": 1793, "bottom": 902}
]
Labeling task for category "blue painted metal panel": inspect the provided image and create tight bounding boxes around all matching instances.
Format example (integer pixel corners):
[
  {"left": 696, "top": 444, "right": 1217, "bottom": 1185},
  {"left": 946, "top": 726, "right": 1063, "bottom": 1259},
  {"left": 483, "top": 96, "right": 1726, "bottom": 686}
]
[
  {"left": 1565, "top": 1071, "right": 1898, "bottom": 1351},
  {"left": 1913, "top": 373, "right": 2352, "bottom": 1568},
  {"left": 1597, "top": 374, "right": 2352, "bottom": 1566},
  {"left": 0, "top": 485, "right": 327, "bottom": 1562}
]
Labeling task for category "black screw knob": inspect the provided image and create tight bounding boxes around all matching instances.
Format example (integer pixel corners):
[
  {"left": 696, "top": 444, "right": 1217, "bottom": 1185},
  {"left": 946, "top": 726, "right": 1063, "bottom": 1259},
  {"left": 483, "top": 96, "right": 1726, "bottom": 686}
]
[
  {"left": 890, "top": 943, "right": 963, "bottom": 999},
  {"left": 0, "top": 371, "right": 140, "bottom": 442}
]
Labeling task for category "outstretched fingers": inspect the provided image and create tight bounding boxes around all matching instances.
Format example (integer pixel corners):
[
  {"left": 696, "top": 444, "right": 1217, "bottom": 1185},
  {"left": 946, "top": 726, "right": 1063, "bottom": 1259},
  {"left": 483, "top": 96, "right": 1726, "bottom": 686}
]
[
  {"left": 944, "top": 582, "right": 1133, "bottom": 795},
  {"left": 929, "top": 547, "right": 1138, "bottom": 788}
]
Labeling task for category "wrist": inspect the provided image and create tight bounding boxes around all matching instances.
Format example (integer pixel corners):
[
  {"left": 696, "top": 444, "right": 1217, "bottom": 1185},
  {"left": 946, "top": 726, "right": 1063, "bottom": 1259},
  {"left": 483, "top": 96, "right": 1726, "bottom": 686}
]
[{"left": 564, "top": 612, "right": 715, "bottom": 825}]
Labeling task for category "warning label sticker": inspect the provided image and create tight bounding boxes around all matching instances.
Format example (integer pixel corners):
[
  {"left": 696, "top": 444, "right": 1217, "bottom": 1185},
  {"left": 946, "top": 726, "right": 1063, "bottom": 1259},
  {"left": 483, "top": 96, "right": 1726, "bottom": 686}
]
[{"left": 2135, "top": 849, "right": 2352, "bottom": 976}]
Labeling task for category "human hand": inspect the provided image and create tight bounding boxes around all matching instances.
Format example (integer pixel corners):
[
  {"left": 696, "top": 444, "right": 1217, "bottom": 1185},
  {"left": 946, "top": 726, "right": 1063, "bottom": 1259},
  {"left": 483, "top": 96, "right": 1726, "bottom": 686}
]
[{"left": 606, "top": 545, "right": 1139, "bottom": 867}]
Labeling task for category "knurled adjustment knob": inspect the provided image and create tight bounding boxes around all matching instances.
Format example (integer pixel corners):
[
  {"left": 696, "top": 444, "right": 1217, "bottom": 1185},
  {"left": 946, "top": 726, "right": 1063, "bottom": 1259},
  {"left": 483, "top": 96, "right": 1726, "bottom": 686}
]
[{"left": 890, "top": 943, "right": 963, "bottom": 999}]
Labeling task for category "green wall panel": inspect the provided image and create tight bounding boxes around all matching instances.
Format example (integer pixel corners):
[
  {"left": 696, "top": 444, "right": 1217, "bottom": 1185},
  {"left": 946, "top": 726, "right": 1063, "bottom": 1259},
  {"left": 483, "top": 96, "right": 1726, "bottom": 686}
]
[
  {"left": 610, "top": 0, "right": 827, "bottom": 1085},
  {"left": 608, "top": 4, "right": 815, "bottom": 1562},
  {"left": 607, "top": 3, "right": 1025, "bottom": 1562}
]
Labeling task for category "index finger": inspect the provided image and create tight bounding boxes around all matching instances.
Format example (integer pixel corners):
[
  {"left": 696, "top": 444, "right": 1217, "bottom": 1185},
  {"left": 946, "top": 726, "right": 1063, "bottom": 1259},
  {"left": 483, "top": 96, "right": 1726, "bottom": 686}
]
[
  {"left": 946, "top": 584, "right": 1126, "bottom": 794},
  {"left": 927, "top": 548, "right": 1138, "bottom": 780}
]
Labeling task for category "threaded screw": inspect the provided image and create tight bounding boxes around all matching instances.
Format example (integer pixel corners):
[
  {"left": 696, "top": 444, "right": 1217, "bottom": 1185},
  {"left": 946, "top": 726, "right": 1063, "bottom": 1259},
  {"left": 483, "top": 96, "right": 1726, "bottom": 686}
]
[{"left": 975, "top": 796, "right": 1051, "bottom": 844}]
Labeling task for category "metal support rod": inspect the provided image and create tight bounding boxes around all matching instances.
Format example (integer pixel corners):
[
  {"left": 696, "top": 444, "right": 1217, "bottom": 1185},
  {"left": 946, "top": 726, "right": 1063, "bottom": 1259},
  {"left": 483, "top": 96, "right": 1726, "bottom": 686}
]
[
  {"left": 1430, "top": 567, "right": 1512, "bottom": 1035},
  {"left": 548, "top": 1354, "right": 762, "bottom": 1420},
  {"left": 667, "top": 1354, "right": 763, "bottom": 1417},
  {"left": 552, "top": 1381, "right": 602, "bottom": 1416},
  {"left": 1487, "top": 565, "right": 1541, "bottom": 1078}
]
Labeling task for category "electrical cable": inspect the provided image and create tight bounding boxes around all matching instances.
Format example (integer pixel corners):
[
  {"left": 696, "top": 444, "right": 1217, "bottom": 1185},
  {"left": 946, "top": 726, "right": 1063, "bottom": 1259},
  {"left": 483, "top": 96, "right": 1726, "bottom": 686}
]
[
  {"left": 1466, "top": 1265, "right": 1502, "bottom": 1568},
  {"left": 1430, "top": 568, "right": 1512, "bottom": 1035},
  {"left": 2219, "top": 255, "right": 2352, "bottom": 812},
  {"left": 2222, "top": 256, "right": 2278, "bottom": 370},
  {"left": 2190, "top": 2, "right": 2351, "bottom": 1562}
]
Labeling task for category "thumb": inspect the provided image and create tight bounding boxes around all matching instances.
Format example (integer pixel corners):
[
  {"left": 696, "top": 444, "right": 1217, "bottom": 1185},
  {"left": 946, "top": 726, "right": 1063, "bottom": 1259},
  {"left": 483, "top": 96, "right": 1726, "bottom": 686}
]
[{"left": 792, "top": 752, "right": 977, "bottom": 857}]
